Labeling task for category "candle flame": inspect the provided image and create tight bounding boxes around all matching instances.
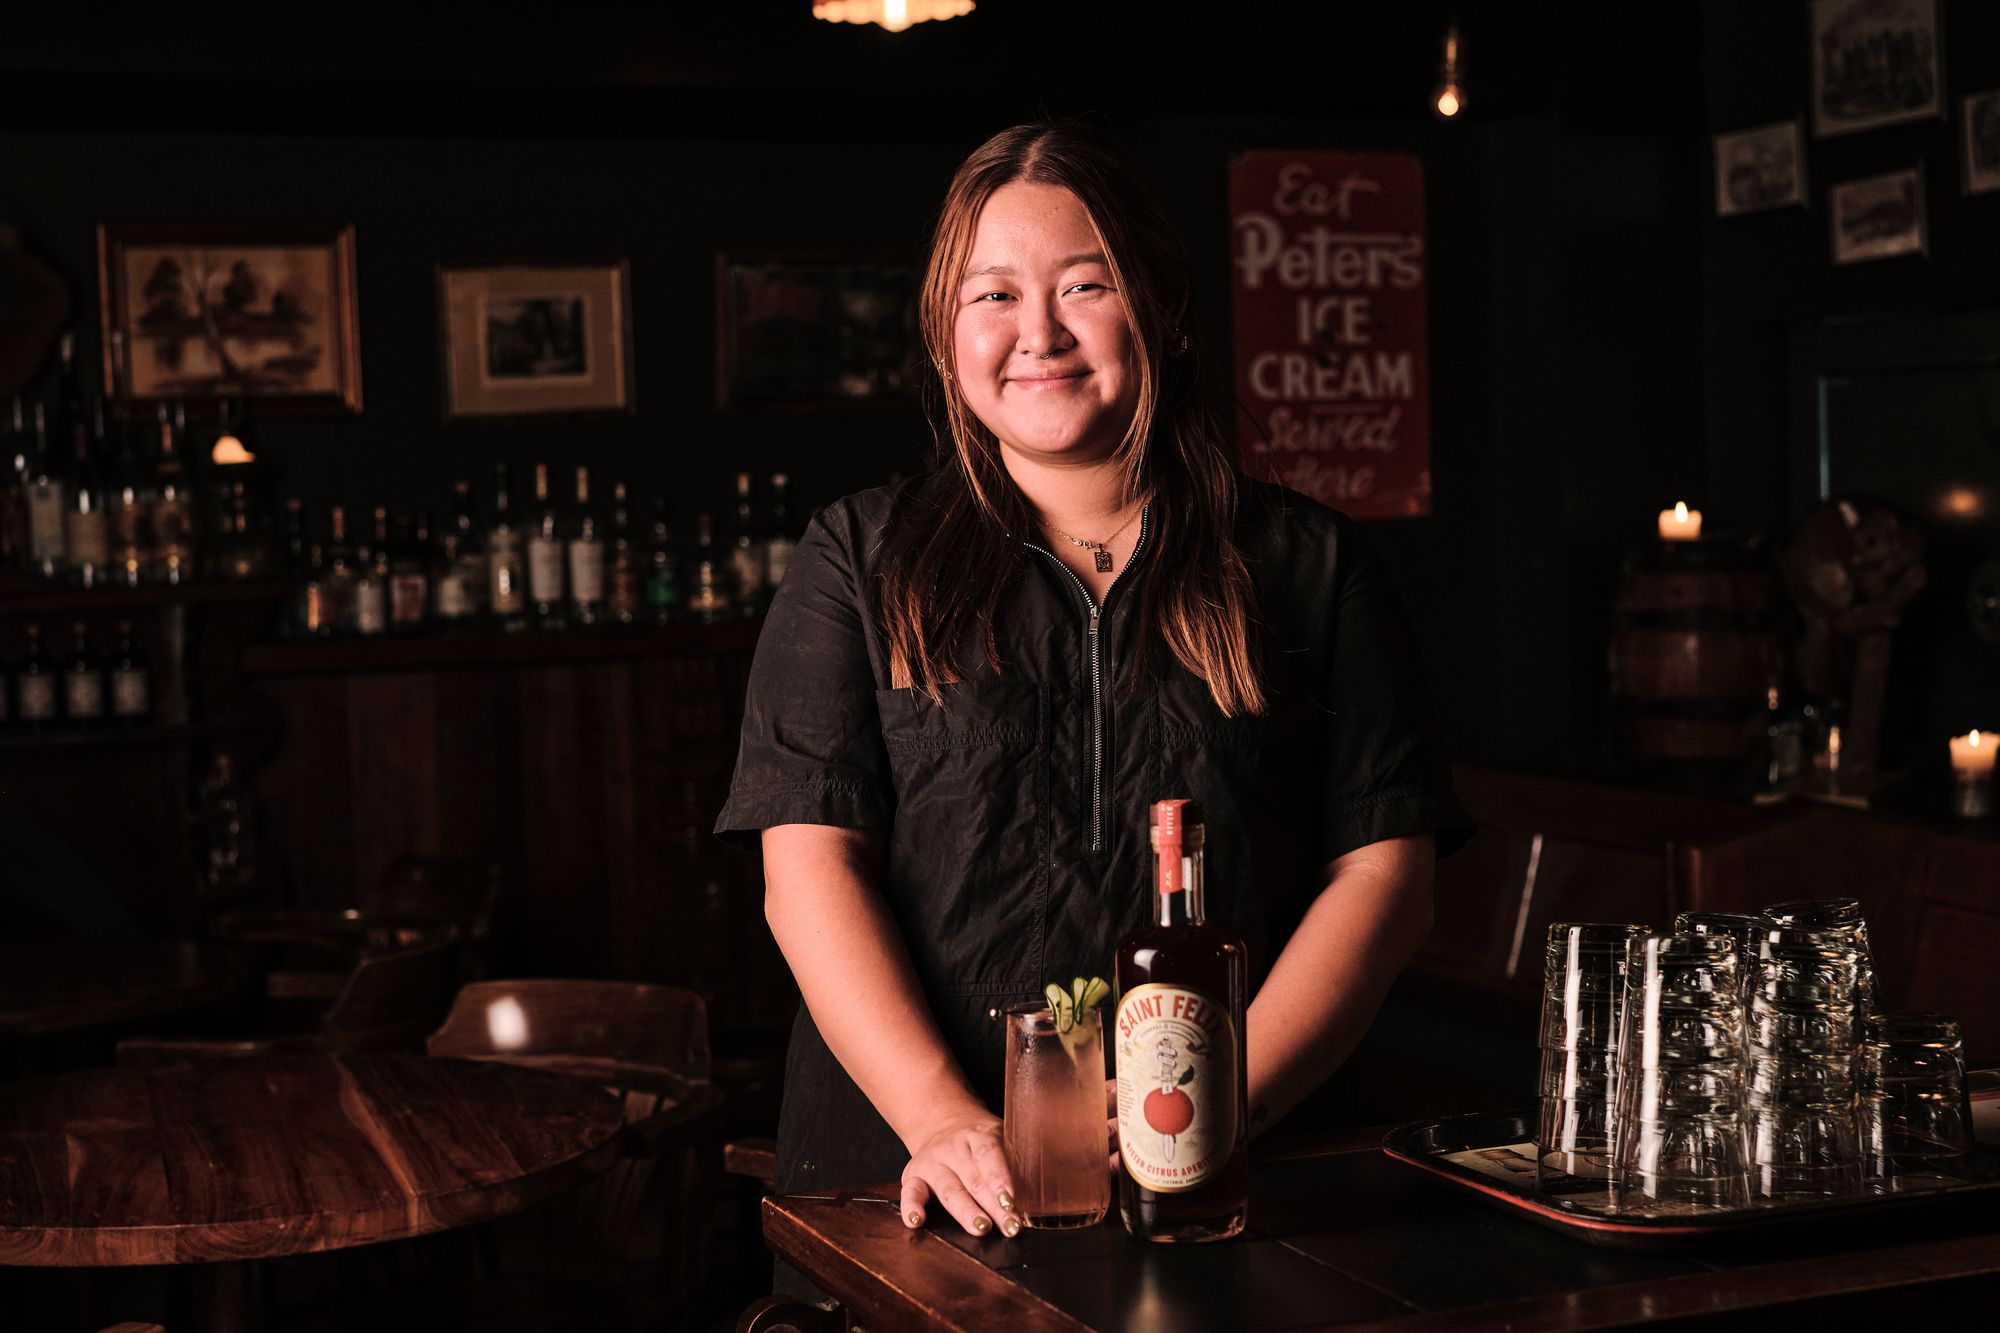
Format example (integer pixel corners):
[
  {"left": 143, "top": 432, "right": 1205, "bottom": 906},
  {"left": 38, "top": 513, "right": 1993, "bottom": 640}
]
[
  {"left": 1673, "top": 501, "right": 1689, "bottom": 521},
  {"left": 1974, "top": 731, "right": 1985, "bottom": 747}
]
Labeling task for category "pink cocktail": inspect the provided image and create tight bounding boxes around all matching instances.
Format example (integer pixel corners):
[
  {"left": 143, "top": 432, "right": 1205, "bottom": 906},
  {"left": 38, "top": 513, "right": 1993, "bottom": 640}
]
[{"left": 1002, "top": 1002, "right": 1111, "bottom": 1229}]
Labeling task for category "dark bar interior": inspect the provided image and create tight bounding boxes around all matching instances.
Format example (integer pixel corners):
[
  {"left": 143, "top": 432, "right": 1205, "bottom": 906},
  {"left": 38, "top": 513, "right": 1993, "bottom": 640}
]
[{"left": 2, "top": 2, "right": 1998, "bottom": 1329}]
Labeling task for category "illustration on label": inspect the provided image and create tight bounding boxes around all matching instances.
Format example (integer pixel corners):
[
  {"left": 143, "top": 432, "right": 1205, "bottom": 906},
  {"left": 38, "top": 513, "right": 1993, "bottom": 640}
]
[{"left": 1114, "top": 983, "right": 1238, "bottom": 1193}]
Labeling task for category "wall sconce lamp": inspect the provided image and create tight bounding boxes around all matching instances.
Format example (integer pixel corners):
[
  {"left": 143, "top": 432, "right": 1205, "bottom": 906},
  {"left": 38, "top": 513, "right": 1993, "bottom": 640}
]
[
  {"left": 813, "top": 0, "right": 975, "bottom": 33},
  {"left": 1433, "top": 23, "right": 1466, "bottom": 119}
]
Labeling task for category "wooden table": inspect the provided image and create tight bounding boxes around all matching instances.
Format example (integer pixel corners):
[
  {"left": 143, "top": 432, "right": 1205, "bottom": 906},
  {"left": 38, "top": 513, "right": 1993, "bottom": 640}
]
[
  {"left": 0, "top": 1054, "right": 625, "bottom": 1266},
  {"left": 763, "top": 1127, "right": 2000, "bottom": 1331},
  {"left": 0, "top": 941, "right": 241, "bottom": 1040}
]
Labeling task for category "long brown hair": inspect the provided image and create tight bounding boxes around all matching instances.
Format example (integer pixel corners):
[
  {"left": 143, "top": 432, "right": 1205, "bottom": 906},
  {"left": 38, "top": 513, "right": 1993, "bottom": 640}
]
[{"left": 882, "top": 122, "right": 1267, "bottom": 716}]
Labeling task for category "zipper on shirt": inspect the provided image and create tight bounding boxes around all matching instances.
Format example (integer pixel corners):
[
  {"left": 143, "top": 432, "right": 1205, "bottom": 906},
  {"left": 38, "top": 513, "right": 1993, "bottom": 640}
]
[{"left": 1026, "top": 505, "right": 1150, "bottom": 854}]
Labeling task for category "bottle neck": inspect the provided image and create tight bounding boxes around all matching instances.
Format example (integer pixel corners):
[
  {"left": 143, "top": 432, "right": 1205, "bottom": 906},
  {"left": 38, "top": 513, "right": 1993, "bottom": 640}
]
[{"left": 1152, "top": 839, "right": 1206, "bottom": 927}]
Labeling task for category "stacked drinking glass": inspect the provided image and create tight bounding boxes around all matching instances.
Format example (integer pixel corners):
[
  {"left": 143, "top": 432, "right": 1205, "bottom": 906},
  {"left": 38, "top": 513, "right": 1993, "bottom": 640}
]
[
  {"left": 1765, "top": 897, "right": 1879, "bottom": 1019},
  {"left": 1858, "top": 1011, "right": 1975, "bottom": 1189},
  {"left": 1537, "top": 922, "right": 1648, "bottom": 1188},
  {"left": 1745, "top": 917, "right": 1863, "bottom": 1199}
]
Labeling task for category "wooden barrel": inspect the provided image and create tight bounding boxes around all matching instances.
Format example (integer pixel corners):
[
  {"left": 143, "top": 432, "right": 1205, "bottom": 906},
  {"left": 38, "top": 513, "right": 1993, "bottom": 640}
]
[{"left": 1609, "top": 538, "right": 1782, "bottom": 761}]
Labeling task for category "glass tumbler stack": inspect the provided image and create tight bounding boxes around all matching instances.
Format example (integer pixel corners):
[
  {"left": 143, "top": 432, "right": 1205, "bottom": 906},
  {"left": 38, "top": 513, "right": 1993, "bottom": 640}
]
[
  {"left": 1746, "top": 920, "right": 1863, "bottom": 1199},
  {"left": 1614, "top": 933, "right": 1750, "bottom": 1210},
  {"left": 1764, "top": 897, "right": 1879, "bottom": 1018},
  {"left": 1858, "top": 1011, "right": 1975, "bottom": 1189},
  {"left": 1538, "top": 923, "right": 1648, "bottom": 1185}
]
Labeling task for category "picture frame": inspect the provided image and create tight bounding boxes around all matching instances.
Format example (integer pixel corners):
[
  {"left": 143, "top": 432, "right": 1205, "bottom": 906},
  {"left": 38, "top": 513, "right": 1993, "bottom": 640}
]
[
  {"left": 715, "top": 251, "right": 921, "bottom": 409},
  {"left": 1964, "top": 89, "right": 2000, "bottom": 196},
  {"left": 1713, "top": 119, "right": 1807, "bottom": 217},
  {"left": 1829, "top": 166, "right": 1928, "bottom": 265},
  {"left": 96, "top": 222, "right": 362, "bottom": 413},
  {"left": 437, "top": 261, "right": 634, "bottom": 420},
  {"left": 1810, "top": 0, "right": 1942, "bottom": 139}
]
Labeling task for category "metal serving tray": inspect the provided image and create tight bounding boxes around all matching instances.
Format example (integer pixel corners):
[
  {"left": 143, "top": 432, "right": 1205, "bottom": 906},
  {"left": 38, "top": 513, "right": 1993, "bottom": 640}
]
[{"left": 1380, "top": 1109, "right": 2000, "bottom": 1251}]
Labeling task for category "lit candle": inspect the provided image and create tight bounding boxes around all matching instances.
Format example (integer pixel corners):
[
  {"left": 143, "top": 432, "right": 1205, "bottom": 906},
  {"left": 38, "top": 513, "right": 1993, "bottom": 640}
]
[
  {"left": 1657, "top": 502, "right": 1702, "bottom": 541},
  {"left": 1950, "top": 731, "right": 1996, "bottom": 776},
  {"left": 1950, "top": 731, "right": 1994, "bottom": 819}
]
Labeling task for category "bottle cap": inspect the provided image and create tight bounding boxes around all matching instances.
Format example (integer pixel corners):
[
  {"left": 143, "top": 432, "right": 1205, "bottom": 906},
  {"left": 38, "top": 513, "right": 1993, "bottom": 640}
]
[{"left": 1148, "top": 798, "right": 1205, "bottom": 856}]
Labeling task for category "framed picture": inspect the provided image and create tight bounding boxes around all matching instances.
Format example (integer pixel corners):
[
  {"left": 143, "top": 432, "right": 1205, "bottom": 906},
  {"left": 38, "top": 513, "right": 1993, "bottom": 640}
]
[
  {"left": 1964, "top": 89, "right": 2000, "bottom": 195},
  {"left": 715, "top": 252, "right": 920, "bottom": 409},
  {"left": 1713, "top": 120, "right": 1807, "bottom": 216},
  {"left": 1829, "top": 167, "right": 1927, "bottom": 264},
  {"left": 96, "top": 222, "right": 361, "bottom": 413},
  {"left": 1810, "top": 0, "right": 1942, "bottom": 138},
  {"left": 438, "top": 261, "right": 634, "bottom": 420}
]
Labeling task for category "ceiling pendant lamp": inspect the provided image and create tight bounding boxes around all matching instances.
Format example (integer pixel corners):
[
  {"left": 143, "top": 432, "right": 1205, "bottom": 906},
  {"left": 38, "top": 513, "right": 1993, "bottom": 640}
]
[
  {"left": 812, "top": 0, "right": 975, "bottom": 33},
  {"left": 1433, "top": 23, "right": 1466, "bottom": 119}
]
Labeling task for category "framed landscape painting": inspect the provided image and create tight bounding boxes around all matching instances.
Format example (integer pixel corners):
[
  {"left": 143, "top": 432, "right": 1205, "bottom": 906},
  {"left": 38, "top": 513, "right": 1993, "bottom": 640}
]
[
  {"left": 1965, "top": 89, "right": 2000, "bottom": 195},
  {"left": 96, "top": 222, "right": 362, "bottom": 413},
  {"left": 1829, "top": 167, "right": 1927, "bottom": 264},
  {"left": 1713, "top": 120, "right": 1807, "bottom": 217},
  {"left": 438, "top": 261, "right": 634, "bottom": 420},
  {"left": 1810, "top": 0, "right": 1942, "bottom": 138}
]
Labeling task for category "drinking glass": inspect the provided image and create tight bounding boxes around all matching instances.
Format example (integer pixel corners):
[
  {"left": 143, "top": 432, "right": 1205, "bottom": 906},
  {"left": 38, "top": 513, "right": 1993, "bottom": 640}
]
[
  {"left": 1764, "top": 897, "right": 1878, "bottom": 1018},
  {"left": 1614, "top": 932, "right": 1750, "bottom": 1211},
  {"left": 1673, "top": 911, "right": 1763, "bottom": 1021},
  {"left": 1745, "top": 925, "right": 1862, "bottom": 1199},
  {"left": 1859, "top": 1011, "right": 1973, "bottom": 1189},
  {"left": 1538, "top": 922, "right": 1649, "bottom": 1184},
  {"left": 1002, "top": 1003, "right": 1110, "bottom": 1229}
]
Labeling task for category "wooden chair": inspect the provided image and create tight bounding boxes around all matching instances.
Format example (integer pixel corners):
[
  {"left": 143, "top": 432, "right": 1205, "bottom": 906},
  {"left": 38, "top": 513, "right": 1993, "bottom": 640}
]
[
  {"left": 424, "top": 980, "right": 726, "bottom": 1324},
  {"left": 116, "top": 933, "right": 462, "bottom": 1065}
]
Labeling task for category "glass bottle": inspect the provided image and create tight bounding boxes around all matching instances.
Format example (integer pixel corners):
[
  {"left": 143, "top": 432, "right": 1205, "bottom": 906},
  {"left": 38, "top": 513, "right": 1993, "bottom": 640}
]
[
  {"left": 527, "top": 462, "right": 567, "bottom": 629},
  {"left": 14, "top": 623, "right": 58, "bottom": 729},
  {"left": 149, "top": 403, "right": 194, "bottom": 585},
  {"left": 25, "top": 403, "right": 67, "bottom": 579},
  {"left": 487, "top": 463, "right": 528, "bottom": 633},
  {"left": 567, "top": 466, "right": 606, "bottom": 626},
  {"left": 60, "top": 621, "right": 105, "bottom": 726},
  {"left": 389, "top": 511, "right": 432, "bottom": 633},
  {"left": 687, "top": 511, "right": 733, "bottom": 623},
  {"left": 728, "top": 470, "right": 765, "bottom": 612},
  {"left": 605, "top": 481, "right": 640, "bottom": 624},
  {"left": 435, "top": 480, "right": 487, "bottom": 631},
  {"left": 765, "top": 471, "right": 798, "bottom": 591},
  {"left": 1, "top": 396, "right": 29, "bottom": 574},
  {"left": 351, "top": 506, "right": 390, "bottom": 636},
  {"left": 296, "top": 541, "right": 332, "bottom": 638},
  {"left": 1113, "top": 798, "right": 1249, "bottom": 1242},
  {"left": 64, "top": 399, "right": 110, "bottom": 587},
  {"left": 644, "top": 495, "right": 683, "bottom": 624},
  {"left": 107, "top": 401, "right": 153, "bottom": 588},
  {"left": 324, "top": 504, "right": 358, "bottom": 634},
  {"left": 109, "top": 618, "right": 152, "bottom": 724},
  {"left": 198, "top": 752, "right": 256, "bottom": 901}
]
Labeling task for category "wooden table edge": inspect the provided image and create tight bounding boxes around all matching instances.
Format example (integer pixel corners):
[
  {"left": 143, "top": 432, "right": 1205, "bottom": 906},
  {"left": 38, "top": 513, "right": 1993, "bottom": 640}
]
[{"left": 763, "top": 1188, "right": 1094, "bottom": 1333}]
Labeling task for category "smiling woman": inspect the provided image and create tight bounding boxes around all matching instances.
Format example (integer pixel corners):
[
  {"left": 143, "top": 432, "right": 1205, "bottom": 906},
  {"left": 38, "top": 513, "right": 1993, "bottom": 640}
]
[{"left": 715, "top": 120, "right": 1464, "bottom": 1302}]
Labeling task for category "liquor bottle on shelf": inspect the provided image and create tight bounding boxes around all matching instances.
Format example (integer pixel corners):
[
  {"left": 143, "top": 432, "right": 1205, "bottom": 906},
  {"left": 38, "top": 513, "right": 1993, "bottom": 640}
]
[
  {"left": 296, "top": 541, "right": 332, "bottom": 638},
  {"left": 765, "top": 471, "right": 798, "bottom": 591},
  {"left": 25, "top": 403, "right": 67, "bottom": 579},
  {"left": 434, "top": 483, "right": 482, "bottom": 631},
  {"left": 3, "top": 397, "right": 30, "bottom": 574},
  {"left": 606, "top": 481, "right": 640, "bottom": 625},
  {"left": 60, "top": 621, "right": 105, "bottom": 726},
  {"left": 107, "top": 402, "right": 153, "bottom": 588},
  {"left": 198, "top": 753, "right": 256, "bottom": 901},
  {"left": 324, "top": 505, "right": 358, "bottom": 634},
  {"left": 644, "top": 495, "right": 682, "bottom": 625},
  {"left": 66, "top": 401, "right": 110, "bottom": 587},
  {"left": 567, "top": 466, "right": 606, "bottom": 627},
  {"left": 209, "top": 481, "right": 268, "bottom": 581},
  {"left": 109, "top": 619, "right": 152, "bottom": 724},
  {"left": 527, "top": 462, "right": 567, "bottom": 630},
  {"left": 728, "top": 471, "right": 765, "bottom": 613},
  {"left": 352, "top": 506, "right": 390, "bottom": 636},
  {"left": 1113, "top": 798, "right": 1249, "bottom": 1243},
  {"left": 149, "top": 403, "right": 194, "bottom": 585},
  {"left": 686, "top": 510, "right": 734, "bottom": 623},
  {"left": 487, "top": 463, "right": 529, "bottom": 633},
  {"left": 14, "top": 624, "right": 58, "bottom": 729},
  {"left": 389, "top": 511, "right": 432, "bottom": 632}
]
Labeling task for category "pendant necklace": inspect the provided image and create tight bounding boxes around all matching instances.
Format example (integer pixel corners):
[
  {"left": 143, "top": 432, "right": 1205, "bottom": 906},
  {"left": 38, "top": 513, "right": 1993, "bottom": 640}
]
[{"left": 1047, "top": 508, "right": 1142, "bottom": 574}]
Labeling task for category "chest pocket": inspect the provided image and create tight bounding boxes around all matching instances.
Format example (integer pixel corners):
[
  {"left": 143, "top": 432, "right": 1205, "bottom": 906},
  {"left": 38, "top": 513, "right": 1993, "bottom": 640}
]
[{"left": 875, "top": 678, "right": 1045, "bottom": 752}]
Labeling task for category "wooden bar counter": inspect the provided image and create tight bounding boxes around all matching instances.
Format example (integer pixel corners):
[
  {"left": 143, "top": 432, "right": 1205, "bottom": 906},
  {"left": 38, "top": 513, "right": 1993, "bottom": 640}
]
[{"left": 762, "top": 1128, "right": 2000, "bottom": 1331}]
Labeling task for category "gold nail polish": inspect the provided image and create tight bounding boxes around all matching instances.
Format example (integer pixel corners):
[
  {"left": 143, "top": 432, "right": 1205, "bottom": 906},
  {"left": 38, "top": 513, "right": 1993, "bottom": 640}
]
[
  {"left": 906, "top": 1210, "right": 923, "bottom": 1228},
  {"left": 1001, "top": 1215, "right": 1021, "bottom": 1237},
  {"left": 997, "top": 1189, "right": 1014, "bottom": 1211},
  {"left": 970, "top": 1215, "right": 991, "bottom": 1234}
]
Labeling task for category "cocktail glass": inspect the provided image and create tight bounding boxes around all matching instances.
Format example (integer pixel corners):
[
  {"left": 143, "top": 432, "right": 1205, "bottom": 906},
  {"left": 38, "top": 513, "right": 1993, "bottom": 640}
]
[{"left": 1002, "top": 1002, "right": 1111, "bottom": 1229}]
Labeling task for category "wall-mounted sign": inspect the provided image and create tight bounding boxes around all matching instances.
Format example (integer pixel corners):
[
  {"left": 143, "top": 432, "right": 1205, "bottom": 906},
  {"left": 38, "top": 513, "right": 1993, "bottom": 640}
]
[{"left": 1229, "top": 150, "right": 1430, "bottom": 519}]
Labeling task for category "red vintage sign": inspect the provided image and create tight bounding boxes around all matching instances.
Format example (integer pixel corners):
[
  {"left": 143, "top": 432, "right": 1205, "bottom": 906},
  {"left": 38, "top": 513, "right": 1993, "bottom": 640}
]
[{"left": 1229, "top": 150, "right": 1431, "bottom": 519}]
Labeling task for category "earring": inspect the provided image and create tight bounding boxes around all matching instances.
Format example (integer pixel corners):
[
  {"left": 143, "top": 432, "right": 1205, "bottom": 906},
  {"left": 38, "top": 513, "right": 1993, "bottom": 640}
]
[{"left": 1168, "top": 328, "right": 1189, "bottom": 356}]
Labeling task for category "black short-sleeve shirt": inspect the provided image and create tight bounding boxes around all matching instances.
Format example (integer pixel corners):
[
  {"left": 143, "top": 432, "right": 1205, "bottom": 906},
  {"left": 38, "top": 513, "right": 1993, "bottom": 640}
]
[{"left": 716, "top": 475, "right": 1467, "bottom": 1203}]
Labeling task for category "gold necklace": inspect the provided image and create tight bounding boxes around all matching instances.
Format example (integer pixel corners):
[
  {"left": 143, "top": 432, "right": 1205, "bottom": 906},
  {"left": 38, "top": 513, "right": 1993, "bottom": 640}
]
[{"left": 1047, "top": 507, "right": 1142, "bottom": 574}]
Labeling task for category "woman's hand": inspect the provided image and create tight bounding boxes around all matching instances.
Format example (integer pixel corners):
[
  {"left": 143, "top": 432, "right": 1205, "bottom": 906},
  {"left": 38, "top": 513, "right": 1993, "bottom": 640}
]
[{"left": 899, "top": 1106, "right": 1021, "bottom": 1238}]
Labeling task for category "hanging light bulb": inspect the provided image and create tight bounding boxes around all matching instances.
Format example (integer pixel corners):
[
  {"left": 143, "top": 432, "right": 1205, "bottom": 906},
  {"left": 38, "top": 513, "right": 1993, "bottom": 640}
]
[
  {"left": 812, "top": 0, "right": 975, "bottom": 32},
  {"left": 1433, "top": 23, "right": 1466, "bottom": 119}
]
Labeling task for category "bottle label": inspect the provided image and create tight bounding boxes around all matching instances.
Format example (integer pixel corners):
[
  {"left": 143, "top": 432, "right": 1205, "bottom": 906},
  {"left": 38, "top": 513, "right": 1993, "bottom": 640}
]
[
  {"left": 765, "top": 537, "right": 796, "bottom": 587},
  {"left": 437, "top": 572, "right": 472, "bottom": 619},
  {"left": 68, "top": 510, "right": 110, "bottom": 568},
  {"left": 390, "top": 574, "right": 429, "bottom": 625},
  {"left": 64, "top": 670, "right": 104, "bottom": 719},
  {"left": 355, "top": 581, "right": 387, "bottom": 634},
  {"left": 1114, "top": 983, "right": 1239, "bottom": 1194},
  {"left": 112, "top": 666, "right": 151, "bottom": 718},
  {"left": 29, "top": 485, "right": 66, "bottom": 561},
  {"left": 528, "top": 537, "right": 565, "bottom": 601},
  {"left": 730, "top": 546, "right": 765, "bottom": 601},
  {"left": 567, "top": 540, "right": 605, "bottom": 603},
  {"left": 19, "top": 674, "right": 56, "bottom": 720},
  {"left": 489, "top": 549, "right": 526, "bottom": 614}
]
